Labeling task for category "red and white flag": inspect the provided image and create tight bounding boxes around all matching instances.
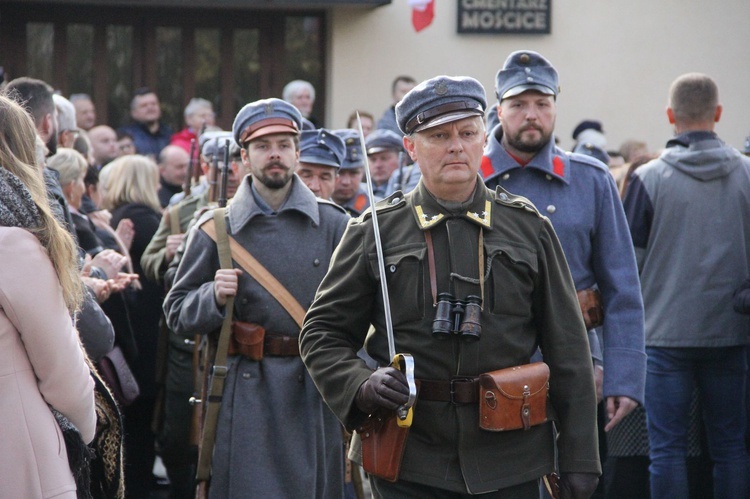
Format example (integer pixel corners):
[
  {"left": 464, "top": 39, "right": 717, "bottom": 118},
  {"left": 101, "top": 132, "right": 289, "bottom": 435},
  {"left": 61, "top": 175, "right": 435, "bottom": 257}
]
[{"left": 409, "top": 0, "right": 435, "bottom": 32}]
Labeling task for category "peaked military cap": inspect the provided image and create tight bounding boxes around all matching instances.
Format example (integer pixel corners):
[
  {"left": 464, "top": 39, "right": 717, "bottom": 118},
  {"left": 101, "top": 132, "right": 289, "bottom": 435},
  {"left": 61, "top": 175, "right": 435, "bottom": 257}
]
[
  {"left": 232, "top": 98, "right": 301, "bottom": 146},
  {"left": 333, "top": 129, "right": 365, "bottom": 170},
  {"left": 495, "top": 50, "right": 559, "bottom": 101},
  {"left": 572, "top": 120, "right": 603, "bottom": 140},
  {"left": 299, "top": 129, "right": 346, "bottom": 169},
  {"left": 365, "top": 129, "right": 404, "bottom": 155},
  {"left": 396, "top": 75, "right": 487, "bottom": 135},
  {"left": 574, "top": 142, "right": 610, "bottom": 165},
  {"left": 200, "top": 131, "right": 232, "bottom": 157}
]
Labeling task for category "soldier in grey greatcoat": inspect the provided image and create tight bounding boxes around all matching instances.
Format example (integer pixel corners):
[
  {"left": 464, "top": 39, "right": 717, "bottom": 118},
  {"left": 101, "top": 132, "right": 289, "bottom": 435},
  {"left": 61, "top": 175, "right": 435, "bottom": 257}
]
[{"left": 164, "top": 98, "right": 349, "bottom": 498}]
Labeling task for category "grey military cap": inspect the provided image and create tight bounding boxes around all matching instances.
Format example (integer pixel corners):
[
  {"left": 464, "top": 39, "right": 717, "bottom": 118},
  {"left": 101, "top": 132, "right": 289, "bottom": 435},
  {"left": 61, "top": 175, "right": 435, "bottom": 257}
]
[
  {"left": 232, "top": 98, "right": 301, "bottom": 146},
  {"left": 333, "top": 129, "right": 365, "bottom": 170},
  {"left": 299, "top": 129, "right": 346, "bottom": 169},
  {"left": 200, "top": 131, "right": 232, "bottom": 157},
  {"left": 495, "top": 50, "right": 559, "bottom": 102},
  {"left": 395, "top": 75, "right": 487, "bottom": 135},
  {"left": 574, "top": 142, "right": 610, "bottom": 165},
  {"left": 365, "top": 129, "right": 404, "bottom": 155}
]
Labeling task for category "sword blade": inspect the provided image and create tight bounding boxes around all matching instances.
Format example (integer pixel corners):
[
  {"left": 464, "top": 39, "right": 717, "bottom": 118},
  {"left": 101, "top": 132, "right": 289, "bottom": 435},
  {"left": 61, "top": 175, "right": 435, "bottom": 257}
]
[{"left": 356, "top": 112, "right": 396, "bottom": 361}]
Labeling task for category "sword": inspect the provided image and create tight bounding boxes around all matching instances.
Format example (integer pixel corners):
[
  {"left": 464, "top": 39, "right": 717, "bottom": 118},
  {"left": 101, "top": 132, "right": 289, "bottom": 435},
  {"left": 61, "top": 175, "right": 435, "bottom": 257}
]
[{"left": 356, "top": 112, "right": 417, "bottom": 427}]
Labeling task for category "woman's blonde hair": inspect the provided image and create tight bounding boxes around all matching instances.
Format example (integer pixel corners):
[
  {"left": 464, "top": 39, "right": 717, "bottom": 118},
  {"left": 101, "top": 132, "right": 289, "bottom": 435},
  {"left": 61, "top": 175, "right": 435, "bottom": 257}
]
[
  {"left": 102, "top": 154, "right": 161, "bottom": 213},
  {"left": 0, "top": 95, "right": 84, "bottom": 313},
  {"left": 47, "top": 147, "right": 88, "bottom": 186}
]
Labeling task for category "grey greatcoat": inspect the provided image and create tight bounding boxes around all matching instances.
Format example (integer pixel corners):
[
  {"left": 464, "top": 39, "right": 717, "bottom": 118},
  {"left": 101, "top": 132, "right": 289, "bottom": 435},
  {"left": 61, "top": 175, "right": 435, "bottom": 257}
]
[{"left": 164, "top": 174, "right": 349, "bottom": 498}]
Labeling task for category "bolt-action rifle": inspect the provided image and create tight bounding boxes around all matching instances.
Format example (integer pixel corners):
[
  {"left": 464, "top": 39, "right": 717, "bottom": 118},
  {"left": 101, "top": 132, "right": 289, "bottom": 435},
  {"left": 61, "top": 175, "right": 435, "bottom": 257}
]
[{"left": 194, "top": 139, "right": 233, "bottom": 499}]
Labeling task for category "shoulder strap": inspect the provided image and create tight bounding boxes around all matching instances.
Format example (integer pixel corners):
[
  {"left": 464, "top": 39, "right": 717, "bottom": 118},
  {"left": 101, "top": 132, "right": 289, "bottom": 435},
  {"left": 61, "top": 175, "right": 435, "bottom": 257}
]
[
  {"left": 168, "top": 204, "right": 182, "bottom": 235},
  {"left": 195, "top": 208, "right": 234, "bottom": 483},
  {"left": 201, "top": 217, "right": 306, "bottom": 329}
]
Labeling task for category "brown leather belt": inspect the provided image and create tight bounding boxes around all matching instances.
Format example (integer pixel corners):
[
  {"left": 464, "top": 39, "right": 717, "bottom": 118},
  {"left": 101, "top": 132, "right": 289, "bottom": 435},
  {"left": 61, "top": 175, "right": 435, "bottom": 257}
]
[
  {"left": 418, "top": 377, "right": 479, "bottom": 405},
  {"left": 263, "top": 334, "right": 300, "bottom": 357}
]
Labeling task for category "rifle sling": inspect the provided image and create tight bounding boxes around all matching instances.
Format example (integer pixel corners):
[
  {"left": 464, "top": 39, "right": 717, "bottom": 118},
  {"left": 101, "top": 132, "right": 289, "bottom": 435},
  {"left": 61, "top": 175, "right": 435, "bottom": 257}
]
[
  {"left": 168, "top": 204, "right": 181, "bottom": 236},
  {"left": 195, "top": 208, "right": 234, "bottom": 483}
]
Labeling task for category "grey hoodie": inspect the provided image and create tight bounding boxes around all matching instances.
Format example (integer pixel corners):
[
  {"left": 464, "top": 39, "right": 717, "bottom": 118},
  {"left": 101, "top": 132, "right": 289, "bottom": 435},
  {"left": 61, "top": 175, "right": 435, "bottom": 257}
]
[{"left": 623, "top": 131, "right": 750, "bottom": 347}]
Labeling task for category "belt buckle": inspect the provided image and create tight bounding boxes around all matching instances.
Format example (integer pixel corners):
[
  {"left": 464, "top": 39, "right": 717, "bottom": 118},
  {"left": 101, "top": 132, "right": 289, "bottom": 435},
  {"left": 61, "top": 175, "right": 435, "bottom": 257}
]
[{"left": 449, "top": 377, "right": 475, "bottom": 405}]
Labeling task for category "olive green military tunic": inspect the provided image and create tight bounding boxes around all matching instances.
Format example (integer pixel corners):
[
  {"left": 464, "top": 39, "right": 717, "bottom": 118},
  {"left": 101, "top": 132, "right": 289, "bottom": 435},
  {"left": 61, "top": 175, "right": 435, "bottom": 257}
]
[{"left": 300, "top": 177, "right": 600, "bottom": 494}]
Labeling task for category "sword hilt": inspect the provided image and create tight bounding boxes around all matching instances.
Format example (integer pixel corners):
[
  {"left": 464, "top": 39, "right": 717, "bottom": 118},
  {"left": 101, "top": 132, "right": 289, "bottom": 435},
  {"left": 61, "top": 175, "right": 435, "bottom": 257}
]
[{"left": 392, "top": 353, "right": 417, "bottom": 428}]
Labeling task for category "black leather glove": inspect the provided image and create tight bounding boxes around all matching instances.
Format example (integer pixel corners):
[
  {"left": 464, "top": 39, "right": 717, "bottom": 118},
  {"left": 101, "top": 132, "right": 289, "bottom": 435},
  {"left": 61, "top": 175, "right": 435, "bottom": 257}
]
[
  {"left": 355, "top": 367, "right": 410, "bottom": 414},
  {"left": 559, "top": 473, "right": 599, "bottom": 499}
]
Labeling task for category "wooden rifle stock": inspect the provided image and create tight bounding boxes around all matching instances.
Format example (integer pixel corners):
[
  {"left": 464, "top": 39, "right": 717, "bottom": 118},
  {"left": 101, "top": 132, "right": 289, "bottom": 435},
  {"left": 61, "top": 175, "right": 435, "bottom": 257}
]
[
  {"left": 193, "top": 333, "right": 216, "bottom": 496},
  {"left": 189, "top": 334, "right": 206, "bottom": 447}
]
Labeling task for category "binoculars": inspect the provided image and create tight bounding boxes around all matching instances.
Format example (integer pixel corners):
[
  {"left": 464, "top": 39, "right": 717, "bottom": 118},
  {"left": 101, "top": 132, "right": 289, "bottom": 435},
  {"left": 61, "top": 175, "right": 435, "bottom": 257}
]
[{"left": 432, "top": 293, "right": 482, "bottom": 342}]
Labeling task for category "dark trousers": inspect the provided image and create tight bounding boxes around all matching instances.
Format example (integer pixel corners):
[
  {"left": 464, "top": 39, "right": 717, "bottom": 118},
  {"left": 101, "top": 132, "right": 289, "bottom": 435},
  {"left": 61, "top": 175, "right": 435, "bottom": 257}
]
[
  {"left": 370, "top": 477, "right": 539, "bottom": 498},
  {"left": 123, "top": 396, "right": 157, "bottom": 498},
  {"left": 157, "top": 341, "right": 197, "bottom": 499},
  {"left": 157, "top": 389, "right": 197, "bottom": 499}
]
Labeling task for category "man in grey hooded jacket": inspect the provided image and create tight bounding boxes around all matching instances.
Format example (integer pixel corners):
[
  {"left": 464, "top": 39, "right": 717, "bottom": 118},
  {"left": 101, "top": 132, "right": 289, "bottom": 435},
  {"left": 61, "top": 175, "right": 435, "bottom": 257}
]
[{"left": 623, "top": 72, "right": 750, "bottom": 499}]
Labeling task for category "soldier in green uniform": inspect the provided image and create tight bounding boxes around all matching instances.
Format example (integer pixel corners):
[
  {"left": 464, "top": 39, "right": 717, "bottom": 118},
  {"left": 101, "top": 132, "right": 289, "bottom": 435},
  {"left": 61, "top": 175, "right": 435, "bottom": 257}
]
[
  {"left": 141, "top": 131, "right": 242, "bottom": 498},
  {"left": 300, "top": 76, "right": 601, "bottom": 498}
]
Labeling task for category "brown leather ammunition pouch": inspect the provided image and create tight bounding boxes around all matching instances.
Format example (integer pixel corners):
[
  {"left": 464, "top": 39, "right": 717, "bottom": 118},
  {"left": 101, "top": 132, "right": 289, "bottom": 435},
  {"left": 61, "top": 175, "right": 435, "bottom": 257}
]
[
  {"left": 228, "top": 321, "right": 265, "bottom": 361},
  {"left": 479, "top": 362, "right": 549, "bottom": 432},
  {"left": 356, "top": 408, "right": 411, "bottom": 483},
  {"left": 577, "top": 288, "right": 604, "bottom": 330}
]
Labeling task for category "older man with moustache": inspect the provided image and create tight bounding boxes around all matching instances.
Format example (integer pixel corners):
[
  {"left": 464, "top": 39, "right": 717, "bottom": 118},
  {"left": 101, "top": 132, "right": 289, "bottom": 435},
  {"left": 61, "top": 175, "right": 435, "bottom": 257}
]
[{"left": 301, "top": 75, "right": 600, "bottom": 498}]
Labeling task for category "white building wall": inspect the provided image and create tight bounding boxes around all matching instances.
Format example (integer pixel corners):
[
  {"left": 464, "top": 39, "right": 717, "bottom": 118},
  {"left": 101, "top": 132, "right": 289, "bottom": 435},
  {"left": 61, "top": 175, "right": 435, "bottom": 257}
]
[{"left": 328, "top": 0, "right": 750, "bottom": 153}]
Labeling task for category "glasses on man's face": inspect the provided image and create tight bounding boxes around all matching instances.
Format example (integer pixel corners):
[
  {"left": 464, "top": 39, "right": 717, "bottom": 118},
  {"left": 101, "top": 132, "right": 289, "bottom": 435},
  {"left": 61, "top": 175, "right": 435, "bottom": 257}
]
[{"left": 64, "top": 129, "right": 80, "bottom": 140}]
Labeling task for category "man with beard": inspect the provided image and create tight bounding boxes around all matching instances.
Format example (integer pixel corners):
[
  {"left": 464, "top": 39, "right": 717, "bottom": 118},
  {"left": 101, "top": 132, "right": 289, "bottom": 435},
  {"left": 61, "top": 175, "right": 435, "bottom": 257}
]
[
  {"left": 118, "top": 87, "right": 173, "bottom": 159},
  {"left": 5, "top": 77, "right": 58, "bottom": 156},
  {"left": 4, "top": 77, "right": 77, "bottom": 233},
  {"left": 164, "top": 98, "right": 349, "bottom": 498},
  {"left": 481, "top": 51, "right": 645, "bottom": 493},
  {"left": 143, "top": 133, "right": 243, "bottom": 498}
]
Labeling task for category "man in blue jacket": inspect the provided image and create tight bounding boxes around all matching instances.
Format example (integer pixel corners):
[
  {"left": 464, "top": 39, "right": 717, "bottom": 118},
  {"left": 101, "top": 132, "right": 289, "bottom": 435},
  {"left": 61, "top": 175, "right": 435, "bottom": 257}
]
[
  {"left": 623, "top": 73, "right": 750, "bottom": 498},
  {"left": 482, "top": 51, "right": 646, "bottom": 437},
  {"left": 118, "top": 87, "right": 173, "bottom": 159}
]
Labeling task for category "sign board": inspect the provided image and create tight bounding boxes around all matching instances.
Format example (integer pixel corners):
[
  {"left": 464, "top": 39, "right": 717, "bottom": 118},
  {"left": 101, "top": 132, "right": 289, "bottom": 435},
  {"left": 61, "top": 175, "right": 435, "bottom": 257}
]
[{"left": 458, "top": 0, "right": 551, "bottom": 34}]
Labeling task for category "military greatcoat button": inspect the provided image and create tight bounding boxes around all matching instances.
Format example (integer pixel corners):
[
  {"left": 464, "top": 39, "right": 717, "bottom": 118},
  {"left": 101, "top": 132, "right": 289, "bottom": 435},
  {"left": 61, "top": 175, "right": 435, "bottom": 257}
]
[
  {"left": 499, "top": 193, "right": 509, "bottom": 201},
  {"left": 502, "top": 173, "right": 510, "bottom": 180},
  {"left": 242, "top": 372, "right": 251, "bottom": 379},
  {"left": 389, "top": 265, "right": 396, "bottom": 273},
  {"left": 313, "top": 258, "right": 321, "bottom": 267},
  {"left": 391, "top": 197, "right": 401, "bottom": 205},
  {"left": 547, "top": 205, "right": 556, "bottom": 214},
  {"left": 241, "top": 298, "right": 248, "bottom": 305},
  {"left": 545, "top": 174, "right": 552, "bottom": 181}
]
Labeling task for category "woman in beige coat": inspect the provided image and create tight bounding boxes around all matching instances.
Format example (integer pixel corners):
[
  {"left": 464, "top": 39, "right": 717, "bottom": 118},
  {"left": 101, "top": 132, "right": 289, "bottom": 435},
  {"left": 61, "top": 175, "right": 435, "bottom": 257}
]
[{"left": 0, "top": 94, "right": 96, "bottom": 498}]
